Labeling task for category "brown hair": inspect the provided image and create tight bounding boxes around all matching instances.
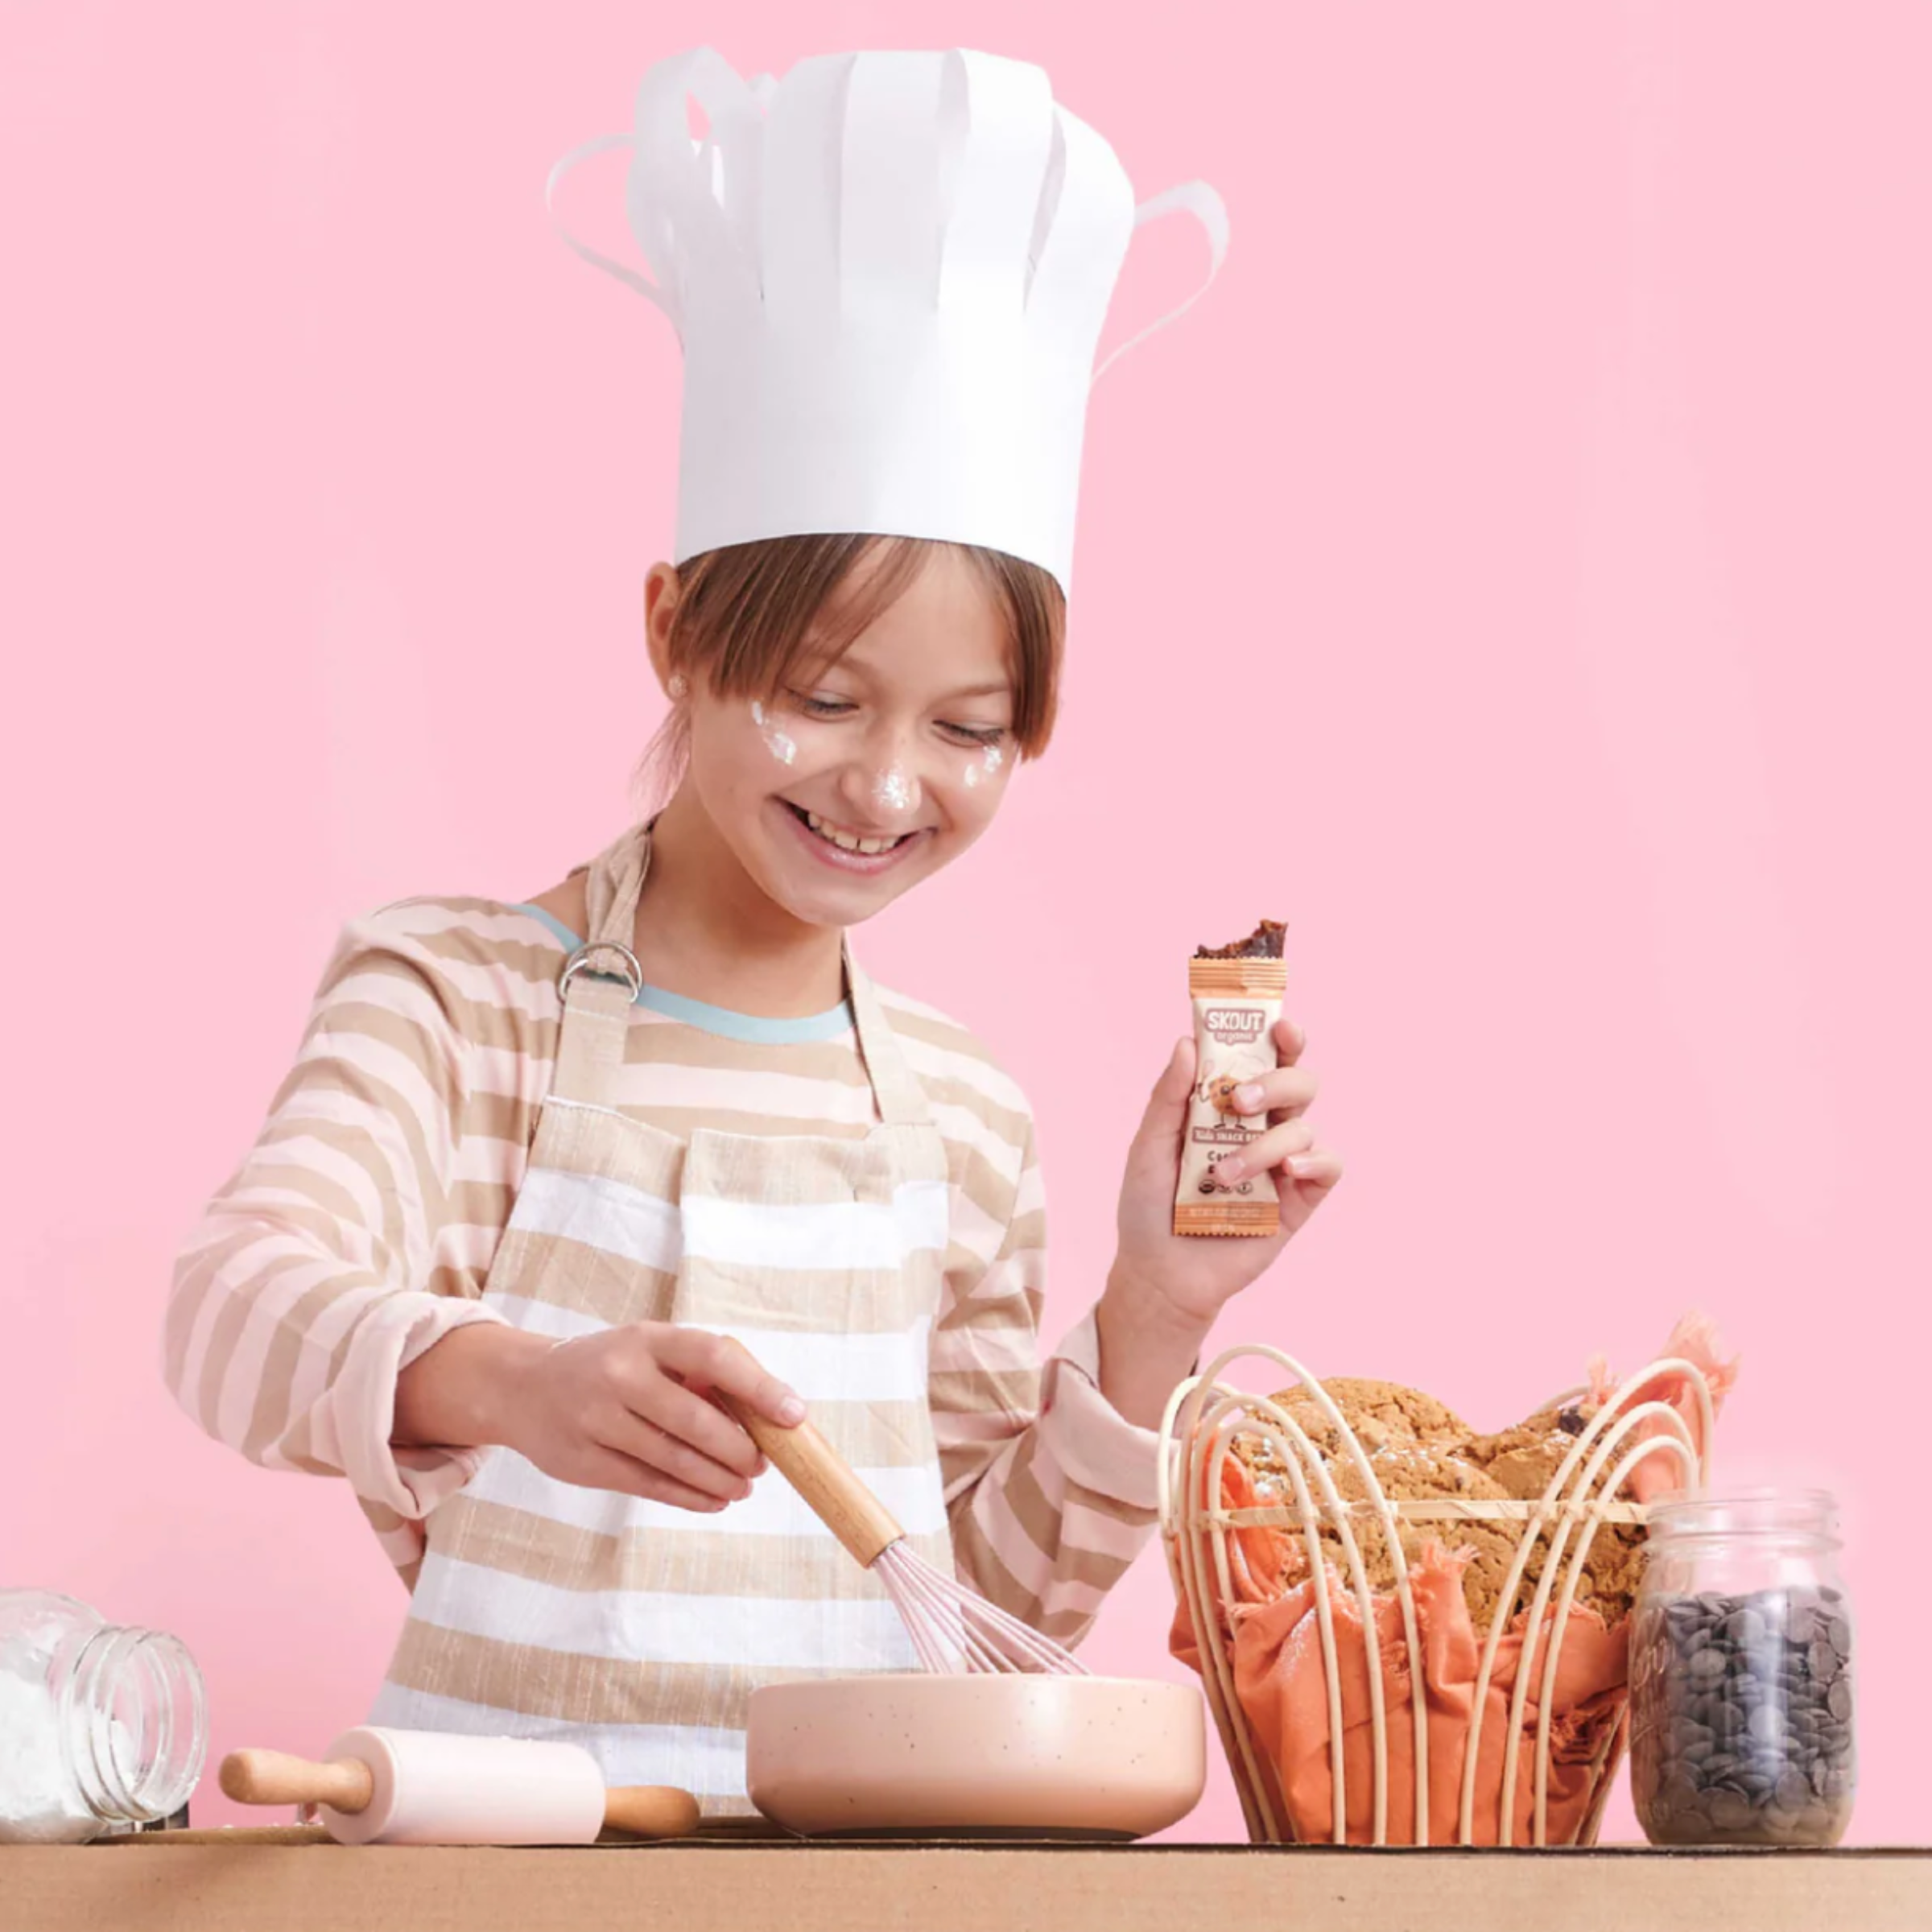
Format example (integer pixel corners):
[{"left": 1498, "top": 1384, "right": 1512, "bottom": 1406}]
[{"left": 636, "top": 534, "right": 1065, "bottom": 807}]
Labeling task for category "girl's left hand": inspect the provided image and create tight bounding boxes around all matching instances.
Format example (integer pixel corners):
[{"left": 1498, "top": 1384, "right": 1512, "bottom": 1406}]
[{"left": 1108, "top": 1016, "right": 1342, "bottom": 1333}]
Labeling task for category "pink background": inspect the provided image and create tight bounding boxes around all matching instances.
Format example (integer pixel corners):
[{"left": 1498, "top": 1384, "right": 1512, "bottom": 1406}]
[{"left": 3, "top": 2, "right": 1927, "bottom": 1844}]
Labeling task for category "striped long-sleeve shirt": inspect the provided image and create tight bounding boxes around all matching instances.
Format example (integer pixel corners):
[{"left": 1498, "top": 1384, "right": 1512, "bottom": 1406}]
[{"left": 163, "top": 895, "right": 1161, "bottom": 1641}]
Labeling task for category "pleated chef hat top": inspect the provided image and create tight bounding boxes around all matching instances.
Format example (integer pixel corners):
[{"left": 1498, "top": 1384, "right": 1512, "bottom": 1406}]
[{"left": 547, "top": 47, "right": 1228, "bottom": 594}]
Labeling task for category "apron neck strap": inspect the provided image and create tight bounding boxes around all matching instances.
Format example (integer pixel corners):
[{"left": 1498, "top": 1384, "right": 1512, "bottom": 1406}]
[
  {"left": 555, "top": 819, "right": 931, "bottom": 1127},
  {"left": 583, "top": 817, "right": 653, "bottom": 951},
  {"left": 548, "top": 819, "right": 655, "bottom": 1108},
  {"left": 840, "top": 943, "right": 929, "bottom": 1127}
]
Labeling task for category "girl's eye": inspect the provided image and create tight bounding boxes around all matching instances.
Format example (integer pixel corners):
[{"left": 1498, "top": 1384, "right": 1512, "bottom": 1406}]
[
  {"left": 941, "top": 723, "right": 1008, "bottom": 749},
  {"left": 789, "top": 691, "right": 857, "bottom": 719}
]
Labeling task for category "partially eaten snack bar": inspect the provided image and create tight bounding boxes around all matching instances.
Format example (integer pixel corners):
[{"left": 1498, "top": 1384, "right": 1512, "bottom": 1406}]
[
  {"left": 1175, "top": 920, "right": 1289, "bottom": 1237},
  {"left": 1195, "top": 919, "right": 1287, "bottom": 962}
]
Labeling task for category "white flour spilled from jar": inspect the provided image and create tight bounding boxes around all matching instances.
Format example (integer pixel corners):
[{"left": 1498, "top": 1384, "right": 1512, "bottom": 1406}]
[{"left": 0, "top": 1664, "right": 133, "bottom": 1843}]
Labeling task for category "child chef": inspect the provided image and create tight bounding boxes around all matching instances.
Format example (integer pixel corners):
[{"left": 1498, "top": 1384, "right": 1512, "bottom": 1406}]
[{"left": 163, "top": 45, "right": 1341, "bottom": 1813}]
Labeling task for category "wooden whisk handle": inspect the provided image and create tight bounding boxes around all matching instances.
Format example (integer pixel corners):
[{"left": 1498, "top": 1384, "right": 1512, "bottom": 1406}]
[
  {"left": 712, "top": 1340, "right": 904, "bottom": 1569},
  {"left": 221, "top": 1748, "right": 375, "bottom": 1814}
]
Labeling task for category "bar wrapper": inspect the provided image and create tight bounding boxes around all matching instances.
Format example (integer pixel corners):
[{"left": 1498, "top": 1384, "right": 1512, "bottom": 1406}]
[{"left": 1174, "top": 921, "right": 1288, "bottom": 1237}]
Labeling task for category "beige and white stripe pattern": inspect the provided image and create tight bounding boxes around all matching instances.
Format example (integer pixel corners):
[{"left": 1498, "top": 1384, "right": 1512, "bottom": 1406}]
[
  {"left": 163, "top": 839, "right": 1161, "bottom": 1805},
  {"left": 365, "top": 867, "right": 963, "bottom": 1813}
]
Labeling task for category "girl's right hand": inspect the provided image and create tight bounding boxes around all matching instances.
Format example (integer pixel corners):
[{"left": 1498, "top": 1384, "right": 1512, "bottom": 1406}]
[
  {"left": 509, "top": 1323, "right": 808, "bottom": 1511},
  {"left": 396, "top": 1321, "right": 807, "bottom": 1513}
]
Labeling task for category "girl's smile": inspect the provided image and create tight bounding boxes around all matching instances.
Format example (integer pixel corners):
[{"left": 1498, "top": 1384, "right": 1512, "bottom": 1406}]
[{"left": 774, "top": 796, "right": 934, "bottom": 874}]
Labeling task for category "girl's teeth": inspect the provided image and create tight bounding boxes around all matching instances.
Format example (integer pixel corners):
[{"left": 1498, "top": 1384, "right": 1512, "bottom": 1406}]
[{"left": 804, "top": 808, "right": 900, "bottom": 856}]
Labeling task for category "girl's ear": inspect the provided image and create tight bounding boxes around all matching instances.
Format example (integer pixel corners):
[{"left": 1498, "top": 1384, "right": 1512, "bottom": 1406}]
[{"left": 643, "top": 562, "right": 683, "bottom": 691}]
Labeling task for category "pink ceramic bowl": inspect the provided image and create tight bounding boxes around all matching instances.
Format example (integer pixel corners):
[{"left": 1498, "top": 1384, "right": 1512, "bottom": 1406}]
[{"left": 745, "top": 1674, "right": 1206, "bottom": 1839}]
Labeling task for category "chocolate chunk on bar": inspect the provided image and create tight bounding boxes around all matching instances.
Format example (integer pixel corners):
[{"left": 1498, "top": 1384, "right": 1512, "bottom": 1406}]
[{"left": 1194, "top": 919, "right": 1287, "bottom": 961}]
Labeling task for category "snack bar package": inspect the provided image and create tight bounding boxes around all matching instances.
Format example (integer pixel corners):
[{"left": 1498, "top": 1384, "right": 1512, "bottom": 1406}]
[{"left": 1174, "top": 920, "right": 1288, "bottom": 1237}]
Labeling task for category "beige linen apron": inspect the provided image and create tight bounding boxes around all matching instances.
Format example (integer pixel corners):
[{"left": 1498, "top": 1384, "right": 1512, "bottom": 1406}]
[{"left": 369, "top": 821, "right": 957, "bottom": 1811}]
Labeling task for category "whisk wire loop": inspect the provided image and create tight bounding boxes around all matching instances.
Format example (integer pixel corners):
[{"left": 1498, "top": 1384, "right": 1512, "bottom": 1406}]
[{"left": 876, "top": 1542, "right": 1090, "bottom": 1677}]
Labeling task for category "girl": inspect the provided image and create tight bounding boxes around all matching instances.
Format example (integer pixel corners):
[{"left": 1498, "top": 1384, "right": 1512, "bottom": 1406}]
[{"left": 162, "top": 47, "right": 1340, "bottom": 1813}]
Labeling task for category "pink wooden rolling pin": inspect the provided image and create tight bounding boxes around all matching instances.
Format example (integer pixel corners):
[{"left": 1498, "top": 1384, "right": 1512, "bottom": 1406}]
[{"left": 221, "top": 1727, "right": 700, "bottom": 1846}]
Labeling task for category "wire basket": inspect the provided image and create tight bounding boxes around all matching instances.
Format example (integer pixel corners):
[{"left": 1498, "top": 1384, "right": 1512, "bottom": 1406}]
[{"left": 1158, "top": 1344, "right": 1714, "bottom": 1847}]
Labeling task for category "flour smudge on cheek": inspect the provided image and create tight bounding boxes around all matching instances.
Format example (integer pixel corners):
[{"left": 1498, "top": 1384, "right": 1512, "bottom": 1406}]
[
  {"left": 962, "top": 742, "right": 1005, "bottom": 791},
  {"left": 749, "top": 701, "right": 797, "bottom": 767}
]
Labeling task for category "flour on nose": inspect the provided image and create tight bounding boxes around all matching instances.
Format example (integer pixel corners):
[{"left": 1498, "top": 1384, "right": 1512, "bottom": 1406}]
[{"left": 873, "top": 765, "right": 919, "bottom": 813}]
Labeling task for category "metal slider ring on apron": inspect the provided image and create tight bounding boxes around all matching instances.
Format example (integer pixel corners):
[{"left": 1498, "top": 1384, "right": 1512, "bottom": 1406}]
[{"left": 559, "top": 939, "right": 645, "bottom": 999}]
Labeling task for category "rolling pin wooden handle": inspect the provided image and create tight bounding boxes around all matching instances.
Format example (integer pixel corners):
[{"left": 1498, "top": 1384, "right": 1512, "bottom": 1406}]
[
  {"left": 602, "top": 1785, "right": 702, "bottom": 1839},
  {"left": 712, "top": 1340, "right": 905, "bottom": 1569},
  {"left": 219, "top": 1748, "right": 376, "bottom": 1814}
]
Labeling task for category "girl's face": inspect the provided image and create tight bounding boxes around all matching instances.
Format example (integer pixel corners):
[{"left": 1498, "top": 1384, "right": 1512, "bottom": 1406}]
[{"left": 666, "top": 546, "right": 1020, "bottom": 930}]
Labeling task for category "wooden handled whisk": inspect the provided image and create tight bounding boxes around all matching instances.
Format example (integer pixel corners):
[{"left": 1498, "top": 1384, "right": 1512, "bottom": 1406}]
[{"left": 716, "top": 1344, "right": 1088, "bottom": 1676}]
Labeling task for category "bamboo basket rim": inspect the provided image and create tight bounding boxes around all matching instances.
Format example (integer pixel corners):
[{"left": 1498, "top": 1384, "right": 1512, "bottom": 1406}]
[{"left": 1215, "top": 1496, "right": 1650, "bottom": 1526}]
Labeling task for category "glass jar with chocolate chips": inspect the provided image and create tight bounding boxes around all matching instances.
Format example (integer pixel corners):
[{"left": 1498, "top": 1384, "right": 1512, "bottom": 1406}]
[{"left": 1631, "top": 1490, "right": 1856, "bottom": 1847}]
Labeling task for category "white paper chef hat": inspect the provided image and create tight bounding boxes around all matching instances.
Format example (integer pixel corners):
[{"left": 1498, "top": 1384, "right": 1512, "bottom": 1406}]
[{"left": 547, "top": 47, "right": 1227, "bottom": 593}]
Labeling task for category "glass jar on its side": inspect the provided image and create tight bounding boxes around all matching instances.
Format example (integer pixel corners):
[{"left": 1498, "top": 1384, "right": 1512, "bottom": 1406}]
[
  {"left": 1630, "top": 1490, "right": 1855, "bottom": 1847},
  {"left": 0, "top": 1588, "right": 208, "bottom": 1844}
]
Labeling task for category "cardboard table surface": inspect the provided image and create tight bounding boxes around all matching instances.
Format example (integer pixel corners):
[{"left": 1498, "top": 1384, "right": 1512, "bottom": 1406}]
[{"left": 1, "top": 1838, "right": 1926, "bottom": 1932}]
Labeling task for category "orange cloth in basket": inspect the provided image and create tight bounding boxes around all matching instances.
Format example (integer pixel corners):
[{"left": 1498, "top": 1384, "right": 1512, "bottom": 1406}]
[
  {"left": 1587, "top": 1311, "right": 1740, "bottom": 1504},
  {"left": 1170, "top": 1463, "right": 1629, "bottom": 1845}
]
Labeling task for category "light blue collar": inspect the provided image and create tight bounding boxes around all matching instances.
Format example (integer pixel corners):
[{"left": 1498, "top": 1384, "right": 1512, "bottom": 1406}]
[{"left": 510, "top": 902, "right": 855, "bottom": 1044}]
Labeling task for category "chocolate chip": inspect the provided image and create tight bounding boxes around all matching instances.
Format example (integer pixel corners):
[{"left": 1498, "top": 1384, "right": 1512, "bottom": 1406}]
[
  {"left": 1707, "top": 1790, "right": 1756, "bottom": 1831},
  {"left": 1723, "top": 1608, "right": 1767, "bottom": 1647},
  {"left": 1827, "top": 1679, "right": 1853, "bottom": 1721}
]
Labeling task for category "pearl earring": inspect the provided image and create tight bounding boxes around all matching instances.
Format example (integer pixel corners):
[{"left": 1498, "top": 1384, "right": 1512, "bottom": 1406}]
[{"left": 667, "top": 673, "right": 688, "bottom": 700}]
